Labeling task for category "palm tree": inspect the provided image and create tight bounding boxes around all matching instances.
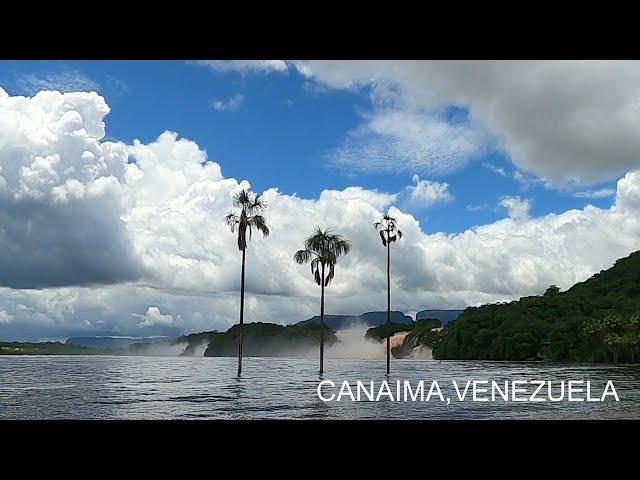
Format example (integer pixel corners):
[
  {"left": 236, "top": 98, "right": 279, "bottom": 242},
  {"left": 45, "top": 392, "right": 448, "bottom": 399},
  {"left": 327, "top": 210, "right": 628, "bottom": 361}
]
[
  {"left": 224, "top": 189, "right": 269, "bottom": 377},
  {"left": 374, "top": 212, "right": 403, "bottom": 375},
  {"left": 294, "top": 227, "right": 351, "bottom": 375}
]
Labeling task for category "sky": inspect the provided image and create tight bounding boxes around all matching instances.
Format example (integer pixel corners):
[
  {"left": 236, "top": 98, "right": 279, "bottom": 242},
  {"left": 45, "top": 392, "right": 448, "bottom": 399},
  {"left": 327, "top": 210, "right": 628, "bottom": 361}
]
[{"left": 1, "top": 60, "right": 640, "bottom": 341}]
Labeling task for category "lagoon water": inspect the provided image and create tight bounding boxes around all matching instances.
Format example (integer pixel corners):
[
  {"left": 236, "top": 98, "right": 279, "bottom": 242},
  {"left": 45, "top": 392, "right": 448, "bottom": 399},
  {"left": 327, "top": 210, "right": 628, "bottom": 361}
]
[{"left": 1, "top": 356, "right": 639, "bottom": 419}]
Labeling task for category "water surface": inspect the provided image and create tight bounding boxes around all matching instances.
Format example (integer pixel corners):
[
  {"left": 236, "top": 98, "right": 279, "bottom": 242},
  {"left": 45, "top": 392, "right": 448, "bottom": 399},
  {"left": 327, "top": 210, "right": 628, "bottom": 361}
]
[{"left": 1, "top": 356, "right": 638, "bottom": 419}]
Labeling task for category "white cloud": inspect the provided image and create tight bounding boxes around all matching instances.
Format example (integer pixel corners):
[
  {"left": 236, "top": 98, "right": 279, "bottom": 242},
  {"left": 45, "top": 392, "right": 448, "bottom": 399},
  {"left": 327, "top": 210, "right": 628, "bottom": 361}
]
[
  {"left": 210, "top": 93, "right": 244, "bottom": 112},
  {"left": 0, "top": 310, "right": 13, "bottom": 324},
  {"left": 0, "top": 89, "right": 144, "bottom": 288},
  {"left": 2, "top": 88, "right": 640, "bottom": 340},
  {"left": 573, "top": 188, "right": 616, "bottom": 199},
  {"left": 499, "top": 195, "right": 531, "bottom": 221},
  {"left": 13, "top": 70, "right": 100, "bottom": 95},
  {"left": 297, "top": 60, "right": 640, "bottom": 186},
  {"left": 483, "top": 162, "right": 507, "bottom": 176},
  {"left": 329, "top": 109, "right": 484, "bottom": 175},
  {"left": 136, "top": 306, "right": 174, "bottom": 327},
  {"left": 406, "top": 175, "right": 453, "bottom": 206},
  {"left": 466, "top": 204, "right": 489, "bottom": 212},
  {"left": 194, "top": 60, "right": 289, "bottom": 74}
]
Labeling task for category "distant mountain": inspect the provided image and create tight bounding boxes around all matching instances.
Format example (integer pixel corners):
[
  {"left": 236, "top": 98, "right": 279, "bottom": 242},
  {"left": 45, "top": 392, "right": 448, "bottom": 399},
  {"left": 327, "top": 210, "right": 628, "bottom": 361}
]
[
  {"left": 66, "top": 336, "right": 170, "bottom": 349},
  {"left": 416, "top": 309, "right": 464, "bottom": 325},
  {"left": 297, "top": 311, "right": 412, "bottom": 330}
]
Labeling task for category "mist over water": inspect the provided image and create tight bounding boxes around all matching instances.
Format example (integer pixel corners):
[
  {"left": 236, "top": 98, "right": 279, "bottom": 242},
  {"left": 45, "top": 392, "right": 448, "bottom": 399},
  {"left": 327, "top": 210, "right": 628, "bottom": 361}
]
[
  {"left": 326, "top": 325, "right": 384, "bottom": 359},
  {"left": 191, "top": 341, "right": 210, "bottom": 357}
]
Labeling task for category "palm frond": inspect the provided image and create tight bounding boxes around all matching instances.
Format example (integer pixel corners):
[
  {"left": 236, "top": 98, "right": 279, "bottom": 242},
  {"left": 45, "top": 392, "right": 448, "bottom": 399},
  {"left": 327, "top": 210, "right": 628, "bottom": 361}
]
[
  {"left": 293, "top": 249, "right": 311, "bottom": 264},
  {"left": 232, "top": 189, "right": 252, "bottom": 209},
  {"left": 224, "top": 212, "right": 239, "bottom": 227},
  {"left": 251, "top": 194, "right": 267, "bottom": 211},
  {"left": 324, "top": 264, "right": 335, "bottom": 286},
  {"left": 250, "top": 215, "right": 270, "bottom": 238},
  {"left": 380, "top": 230, "right": 387, "bottom": 246},
  {"left": 295, "top": 226, "right": 350, "bottom": 287}
]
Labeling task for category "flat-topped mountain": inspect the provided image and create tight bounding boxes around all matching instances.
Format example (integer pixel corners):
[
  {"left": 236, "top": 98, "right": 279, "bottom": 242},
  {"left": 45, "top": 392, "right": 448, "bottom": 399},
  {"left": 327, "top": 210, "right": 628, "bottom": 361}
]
[
  {"left": 66, "top": 336, "right": 170, "bottom": 349},
  {"left": 416, "top": 309, "right": 464, "bottom": 325},
  {"left": 296, "top": 311, "right": 412, "bottom": 330}
]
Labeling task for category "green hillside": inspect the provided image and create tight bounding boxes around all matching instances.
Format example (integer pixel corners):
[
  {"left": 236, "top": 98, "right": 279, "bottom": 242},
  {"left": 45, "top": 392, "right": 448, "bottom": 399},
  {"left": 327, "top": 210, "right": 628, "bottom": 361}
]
[
  {"left": 433, "top": 251, "right": 640, "bottom": 363},
  {"left": 202, "top": 321, "right": 337, "bottom": 357}
]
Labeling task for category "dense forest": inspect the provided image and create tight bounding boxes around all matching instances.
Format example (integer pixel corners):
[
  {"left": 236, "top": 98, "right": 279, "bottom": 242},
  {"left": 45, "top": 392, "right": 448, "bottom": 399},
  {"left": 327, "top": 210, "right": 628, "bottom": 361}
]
[
  {"left": 201, "top": 322, "right": 337, "bottom": 357},
  {"left": 433, "top": 251, "right": 640, "bottom": 363}
]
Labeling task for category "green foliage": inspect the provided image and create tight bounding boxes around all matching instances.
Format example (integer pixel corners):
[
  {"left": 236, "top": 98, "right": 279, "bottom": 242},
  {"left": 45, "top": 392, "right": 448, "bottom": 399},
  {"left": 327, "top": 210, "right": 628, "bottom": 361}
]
[
  {"left": 544, "top": 285, "right": 560, "bottom": 296},
  {"left": 584, "top": 312, "right": 640, "bottom": 363},
  {"left": 0, "top": 341, "right": 101, "bottom": 355},
  {"left": 293, "top": 226, "right": 351, "bottom": 287},
  {"left": 433, "top": 251, "right": 640, "bottom": 363},
  {"left": 203, "top": 322, "right": 338, "bottom": 357},
  {"left": 224, "top": 189, "right": 269, "bottom": 251}
]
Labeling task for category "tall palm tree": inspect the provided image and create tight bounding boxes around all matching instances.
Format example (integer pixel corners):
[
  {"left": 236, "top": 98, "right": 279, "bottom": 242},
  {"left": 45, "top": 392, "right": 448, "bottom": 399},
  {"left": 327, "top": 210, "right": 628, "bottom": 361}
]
[
  {"left": 224, "top": 189, "right": 269, "bottom": 377},
  {"left": 374, "top": 212, "right": 402, "bottom": 375},
  {"left": 294, "top": 227, "right": 351, "bottom": 375}
]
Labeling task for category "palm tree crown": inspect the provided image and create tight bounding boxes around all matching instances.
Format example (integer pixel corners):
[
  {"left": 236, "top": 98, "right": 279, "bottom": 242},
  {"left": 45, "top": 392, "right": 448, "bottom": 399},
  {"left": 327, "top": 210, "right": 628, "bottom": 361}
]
[
  {"left": 224, "top": 189, "right": 270, "bottom": 250},
  {"left": 293, "top": 227, "right": 351, "bottom": 286},
  {"left": 374, "top": 213, "right": 402, "bottom": 246}
]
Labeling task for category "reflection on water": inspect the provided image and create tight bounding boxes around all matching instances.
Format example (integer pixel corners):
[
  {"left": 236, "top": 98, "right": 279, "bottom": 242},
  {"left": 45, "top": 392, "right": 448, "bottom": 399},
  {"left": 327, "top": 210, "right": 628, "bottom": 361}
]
[{"left": 0, "top": 356, "right": 639, "bottom": 419}]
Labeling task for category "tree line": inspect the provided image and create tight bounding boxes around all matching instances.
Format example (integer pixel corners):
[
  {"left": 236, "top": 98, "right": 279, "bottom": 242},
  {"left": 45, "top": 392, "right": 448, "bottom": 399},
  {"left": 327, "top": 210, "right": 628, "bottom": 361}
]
[{"left": 433, "top": 252, "right": 640, "bottom": 363}]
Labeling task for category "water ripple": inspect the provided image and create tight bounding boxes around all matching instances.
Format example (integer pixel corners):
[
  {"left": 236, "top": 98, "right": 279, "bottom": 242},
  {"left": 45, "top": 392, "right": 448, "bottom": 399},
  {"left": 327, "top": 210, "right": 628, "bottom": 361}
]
[{"left": 0, "top": 356, "right": 638, "bottom": 419}]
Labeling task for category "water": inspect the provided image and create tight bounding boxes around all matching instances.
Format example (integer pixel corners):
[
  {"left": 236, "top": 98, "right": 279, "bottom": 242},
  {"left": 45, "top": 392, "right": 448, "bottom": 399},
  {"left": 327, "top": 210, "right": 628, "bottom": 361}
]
[{"left": 1, "top": 356, "right": 639, "bottom": 419}]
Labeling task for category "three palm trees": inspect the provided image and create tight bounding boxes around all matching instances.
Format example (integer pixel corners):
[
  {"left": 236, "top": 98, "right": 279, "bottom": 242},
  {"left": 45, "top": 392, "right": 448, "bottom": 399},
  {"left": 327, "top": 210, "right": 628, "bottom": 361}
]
[
  {"left": 374, "top": 213, "right": 403, "bottom": 376},
  {"left": 224, "top": 190, "right": 402, "bottom": 377},
  {"left": 293, "top": 227, "right": 351, "bottom": 375}
]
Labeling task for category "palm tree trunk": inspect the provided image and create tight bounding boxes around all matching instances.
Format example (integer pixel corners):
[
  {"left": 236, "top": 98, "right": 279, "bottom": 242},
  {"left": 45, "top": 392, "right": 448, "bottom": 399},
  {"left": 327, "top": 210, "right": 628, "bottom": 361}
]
[
  {"left": 238, "top": 246, "right": 246, "bottom": 377},
  {"left": 320, "top": 262, "right": 325, "bottom": 376},
  {"left": 386, "top": 236, "right": 391, "bottom": 376}
]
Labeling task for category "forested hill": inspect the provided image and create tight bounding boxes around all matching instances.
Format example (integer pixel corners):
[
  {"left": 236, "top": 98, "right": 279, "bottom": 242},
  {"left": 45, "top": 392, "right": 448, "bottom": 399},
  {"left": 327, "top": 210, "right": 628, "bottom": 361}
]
[{"left": 433, "top": 251, "right": 640, "bottom": 362}]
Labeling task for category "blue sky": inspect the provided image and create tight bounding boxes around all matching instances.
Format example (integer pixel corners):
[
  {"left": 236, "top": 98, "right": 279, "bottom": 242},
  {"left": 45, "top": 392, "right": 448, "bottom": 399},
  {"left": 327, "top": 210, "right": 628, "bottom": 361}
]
[
  {"left": 0, "top": 60, "right": 620, "bottom": 235},
  {"left": 2, "top": 60, "right": 640, "bottom": 340}
]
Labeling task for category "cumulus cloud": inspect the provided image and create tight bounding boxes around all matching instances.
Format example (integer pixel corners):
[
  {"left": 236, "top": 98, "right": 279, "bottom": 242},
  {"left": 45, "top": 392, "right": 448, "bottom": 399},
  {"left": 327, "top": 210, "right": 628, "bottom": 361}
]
[
  {"left": 296, "top": 60, "right": 640, "bottom": 186},
  {"left": 499, "top": 196, "right": 531, "bottom": 221},
  {"left": 136, "top": 306, "right": 174, "bottom": 327},
  {"left": 210, "top": 93, "right": 244, "bottom": 112},
  {"left": 0, "top": 88, "right": 145, "bottom": 288},
  {"left": 405, "top": 175, "right": 453, "bottom": 206},
  {"left": 2, "top": 87, "right": 640, "bottom": 340}
]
